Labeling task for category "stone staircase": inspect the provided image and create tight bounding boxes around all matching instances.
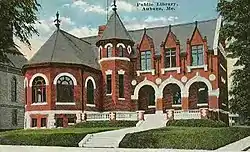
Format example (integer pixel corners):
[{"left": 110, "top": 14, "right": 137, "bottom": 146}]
[{"left": 79, "top": 111, "right": 167, "bottom": 148}]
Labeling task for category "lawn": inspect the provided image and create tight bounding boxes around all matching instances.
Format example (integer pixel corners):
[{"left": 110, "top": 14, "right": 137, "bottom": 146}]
[
  {"left": 0, "top": 127, "right": 117, "bottom": 147},
  {"left": 0, "top": 121, "right": 138, "bottom": 147},
  {"left": 119, "top": 126, "right": 250, "bottom": 150}
]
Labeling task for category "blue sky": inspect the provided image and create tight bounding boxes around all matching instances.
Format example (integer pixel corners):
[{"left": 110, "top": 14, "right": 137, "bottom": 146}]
[{"left": 17, "top": 0, "right": 219, "bottom": 59}]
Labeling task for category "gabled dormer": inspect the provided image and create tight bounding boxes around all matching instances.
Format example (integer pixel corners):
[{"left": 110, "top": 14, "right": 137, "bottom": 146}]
[
  {"left": 161, "top": 25, "right": 181, "bottom": 74},
  {"left": 187, "top": 21, "right": 208, "bottom": 72},
  {"left": 136, "top": 28, "right": 155, "bottom": 76}
]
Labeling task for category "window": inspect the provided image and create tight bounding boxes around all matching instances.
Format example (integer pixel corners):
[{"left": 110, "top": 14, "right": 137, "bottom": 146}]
[
  {"left": 31, "top": 118, "right": 37, "bottom": 127},
  {"left": 165, "top": 48, "right": 176, "bottom": 68},
  {"left": 106, "top": 75, "right": 112, "bottom": 94},
  {"left": 149, "top": 93, "right": 155, "bottom": 106},
  {"left": 32, "top": 76, "right": 46, "bottom": 103},
  {"left": 173, "top": 91, "right": 181, "bottom": 104},
  {"left": 141, "top": 51, "right": 151, "bottom": 70},
  {"left": 41, "top": 118, "right": 47, "bottom": 127},
  {"left": 118, "top": 46, "right": 124, "bottom": 57},
  {"left": 56, "top": 76, "right": 74, "bottom": 102},
  {"left": 87, "top": 80, "right": 94, "bottom": 104},
  {"left": 107, "top": 46, "right": 112, "bottom": 57},
  {"left": 12, "top": 109, "right": 17, "bottom": 126},
  {"left": 56, "top": 118, "right": 63, "bottom": 127},
  {"left": 11, "top": 77, "right": 17, "bottom": 102},
  {"left": 68, "top": 118, "right": 76, "bottom": 124},
  {"left": 191, "top": 45, "right": 204, "bottom": 66},
  {"left": 119, "top": 75, "right": 124, "bottom": 98}
]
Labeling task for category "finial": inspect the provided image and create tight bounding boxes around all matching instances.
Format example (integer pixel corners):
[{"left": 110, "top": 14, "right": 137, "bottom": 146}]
[
  {"left": 169, "top": 24, "right": 171, "bottom": 31},
  {"left": 112, "top": 0, "right": 117, "bottom": 11},
  {"left": 54, "top": 11, "right": 61, "bottom": 29},
  {"left": 195, "top": 21, "right": 198, "bottom": 27}
]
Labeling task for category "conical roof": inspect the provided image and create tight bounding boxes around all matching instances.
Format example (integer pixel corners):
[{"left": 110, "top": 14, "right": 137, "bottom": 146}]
[
  {"left": 100, "top": 11, "right": 133, "bottom": 41},
  {"left": 27, "top": 29, "right": 99, "bottom": 69}
]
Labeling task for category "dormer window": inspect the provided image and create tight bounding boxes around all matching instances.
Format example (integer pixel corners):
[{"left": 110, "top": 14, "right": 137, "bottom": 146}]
[
  {"left": 164, "top": 48, "right": 176, "bottom": 68},
  {"left": 191, "top": 45, "right": 204, "bottom": 66},
  {"left": 107, "top": 46, "right": 112, "bottom": 57},
  {"left": 118, "top": 46, "right": 124, "bottom": 57},
  {"left": 141, "top": 50, "right": 151, "bottom": 70}
]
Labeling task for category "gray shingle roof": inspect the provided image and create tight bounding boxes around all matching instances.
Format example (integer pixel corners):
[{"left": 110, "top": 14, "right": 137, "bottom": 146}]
[
  {"left": 5, "top": 48, "right": 27, "bottom": 69},
  {"left": 82, "top": 18, "right": 217, "bottom": 55},
  {"left": 100, "top": 11, "right": 133, "bottom": 41},
  {"left": 27, "top": 29, "right": 99, "bottom": 69}
]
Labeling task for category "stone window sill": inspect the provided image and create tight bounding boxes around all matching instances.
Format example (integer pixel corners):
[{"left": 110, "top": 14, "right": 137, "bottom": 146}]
[
  {"left": 31, "top": 102, "right": 47, "bottom": 106},
  {"left": 197, "top": 103, "right": 208, "bottom": 106},
  {"left": 172, "top": 104, "right": 182, "bottom": 107},
  {"left": 118, "top": 98, "right": 125, "bottom": 101},
  {"left": 161, "top": 67, "right": 181, "bottom": 74},
  {"left": 86, "top": 104, "right": 95, "bottom": 107},
  {"left": 106, "top": 93, "right": 112, "bottom": 96},
  {"left": 56, "top": 102, "right": 75, "bottom": 105},
  {"left": 187, "top": 64, "right": 208, "bottom": 72},
  {"left": 136, "top": 69, "right": 155, "bottom": 76},
  {"left": 148, "top": 105, "right": 156, "bottom": 108}
]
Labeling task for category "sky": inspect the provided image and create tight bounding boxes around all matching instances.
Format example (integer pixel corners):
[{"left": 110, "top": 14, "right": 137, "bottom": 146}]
[{"left": 15, "top": 0, "right": 219, "bottom": 60}]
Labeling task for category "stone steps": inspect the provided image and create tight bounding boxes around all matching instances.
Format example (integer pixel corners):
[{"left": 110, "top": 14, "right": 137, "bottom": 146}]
[{"left": 79, "top": 113, "right": 168, "bottom": 148}]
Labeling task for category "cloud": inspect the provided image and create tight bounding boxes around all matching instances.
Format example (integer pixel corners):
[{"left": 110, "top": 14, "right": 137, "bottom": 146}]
[
  {"left": 123, "top": 16, "right": 179, "bottom": 30},
  {"left": 69, "top": 26, "right": 98, "bottom": 38},
  {"left": 71, "top": 0, "right": 106, "bottom": 14},
  {"left": 117, "top": 1, "right": 137, "bottom": 12}
]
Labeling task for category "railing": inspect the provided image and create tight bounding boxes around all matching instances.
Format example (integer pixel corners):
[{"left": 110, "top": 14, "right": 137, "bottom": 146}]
[
  {"left": 86, "top": 112, "right": 110, "bottom": 121},
  {"left": 116, "top": 112, "right": 137, "bottom": 121},
  {"left": 85, "top": 112, "right": 138, "bottom": 121},
  {"left": 174, "top": 109, "right": 201, "bottom": 120}
]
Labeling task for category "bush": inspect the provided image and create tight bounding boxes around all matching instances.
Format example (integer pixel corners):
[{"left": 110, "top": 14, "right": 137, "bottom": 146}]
[
  {"left": 166, "top": 119, "right": 227, "bottom": 128},
  {"left": 119, "top": 127, "right": 250, "bottom": 150},
  {"left": 72, "top": 121, "right": 138, "bottom": 128}
]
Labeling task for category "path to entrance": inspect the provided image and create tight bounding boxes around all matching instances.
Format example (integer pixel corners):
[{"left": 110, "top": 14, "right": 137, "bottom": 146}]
[{"left": 79, "top": 113, "right": 167, "bottom": 148}]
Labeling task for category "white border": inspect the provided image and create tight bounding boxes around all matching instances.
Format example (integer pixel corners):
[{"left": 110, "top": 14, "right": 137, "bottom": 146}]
[
  {"left": 84, "top": 76, "right": 96, "bottom": 89},
  {"left": 55, "top": 102, "right": 76, "bottom": 105},
  {"left": 161, "top": 67, "right": 181, "bottom": 74},
  {"left": 29, "top": 73, "right": 49, "bottom": 87},
  {"left": 86, "top": 104, "right": 95, "bottom": 107},
  {"left": 187, "top": 64, "right": 208, "bottom": 72},
  {"left": 116, "top": 43, "right": 126, "bottom": 48},
  {"left": 104, "top": 43, "right": 113, "bottom": 48},
  {"left": 159, "top": 75, "right": 185, "bottom": 98},
  {"left": 53, "top": 72, "right": 77, "bottom": 86},
  {"left": 99, "top": 57, "right": 130, "bottom": 63},
  {"left": 136, "top": 69, "right": 155, "bottom": 76},
  {"left": 24, "top": 77, "right": 28, "bottom": 88}
]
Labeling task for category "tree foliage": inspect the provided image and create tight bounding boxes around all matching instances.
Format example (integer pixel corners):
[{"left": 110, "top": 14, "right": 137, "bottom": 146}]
[
  {"left": 217, "top": 0, "right": 250, "bottom": 118},
  {"left": 0, "top": 0, "right": 40, "bottom": 63}
]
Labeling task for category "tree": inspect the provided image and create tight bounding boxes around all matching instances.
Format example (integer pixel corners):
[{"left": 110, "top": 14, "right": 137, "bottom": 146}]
[
  {"left": 217, "top": 0, "right": 250, "bottom": 120},
  {"left": 0, "top": 0, "right": 40, "bottom": 63}
]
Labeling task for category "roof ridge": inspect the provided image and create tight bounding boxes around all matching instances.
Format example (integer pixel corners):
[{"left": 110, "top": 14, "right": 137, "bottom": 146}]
[
  {"left": 128, "top": 18, "right": 217, "bottom": 32},
  {"left": 50, "top": 30, "right": 59, "bottom": 62}
]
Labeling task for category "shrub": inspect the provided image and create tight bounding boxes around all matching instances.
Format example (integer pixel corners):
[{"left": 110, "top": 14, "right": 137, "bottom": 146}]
[
  {"left": 72, "top": 120, "right": 138, "bottom": 128},
  {"left": 119, "top": 127, "right": 250, "bottom": 150},
  {"left": 166, "top": 119, "right": 227, "bottom": 127}
]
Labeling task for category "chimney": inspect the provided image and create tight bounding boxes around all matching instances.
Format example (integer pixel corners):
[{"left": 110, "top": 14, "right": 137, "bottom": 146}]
[{"left": 98, "top": 25, "right": 107, "bottom": 39}]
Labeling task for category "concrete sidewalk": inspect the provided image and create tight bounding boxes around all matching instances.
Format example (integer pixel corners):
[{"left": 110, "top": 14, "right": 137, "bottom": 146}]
[{"left": 216, "top": 135, "right": 250, "bottom": 151}]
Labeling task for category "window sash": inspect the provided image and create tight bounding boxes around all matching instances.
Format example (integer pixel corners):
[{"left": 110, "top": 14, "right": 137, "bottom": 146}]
[
  {"left": 106, "top": 75, "right": 112, "bottom": 94},
  {"left": 119, "top": 75, "right": 124, "bottom": 98},
  {"left": 41, "top": 118, "right": 47, "bottom": 127},
  {"left": 12, "top": 109, "right": 17, "bottom": 126},
  {"left": 141, "top": 51, "right": 151, "bottom": 70},
  {"left": 32, "top": 86, "right": 46, "bottom": 103},
  {"left": 31, "top": 118, "right": 37, "bottom": 127},
  {"left": 87, "top": 81, "right": 94, "bottom": 104},
  {"left": 118, "top": 46, "right": 124, "bottom": 57},
  {"left": 191, "top": 45, "right": 204, "bottom": 66},
  {"left": 107, "top": 46, "right": 112, "bottom": 57},
  {"left": 57, "top": 85, "right": 74, "bottom": 102},
  {"left": 165, "top": 48, "right": 176, "bottom": 68}
]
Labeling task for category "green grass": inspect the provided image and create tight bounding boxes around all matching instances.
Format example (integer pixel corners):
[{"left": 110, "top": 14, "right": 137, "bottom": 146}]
[
  {"left": 0, "top": 127, "right": 118, "bottom": 147},
  {"left": 119, "top": 127, "right": 250, "bottom": 150},
  {"left": 166, "top": 119, "right": 227, "bottom": 127}
]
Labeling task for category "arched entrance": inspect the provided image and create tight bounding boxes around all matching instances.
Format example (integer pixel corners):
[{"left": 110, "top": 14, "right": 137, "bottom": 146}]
[
  {"left": 163, "top": 84, "right": 181, "bottom": 110},
  {"left": 188, "top": 82, "right": 208, "bottom": 109},
  {"left": 138, "top": 85, "right": 155, "bottom": 113}
]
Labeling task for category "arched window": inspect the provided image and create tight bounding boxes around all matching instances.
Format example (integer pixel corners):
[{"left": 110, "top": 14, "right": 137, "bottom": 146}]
[
  {"left": 118, "top": 46, "right": 124, "bottom": 57},
  {"left": 87, "top": 80, "right": 94, "bottom": 104},
  {"left": 56, "top": 76, "right": 74, "bottom": 102},
  {"left": 11, "top": 76, "right": 17, "bottom": 102},
  {"left": 198, "top": 85, "right": 208, "bottom": 103},
  {"left": 32, "top": 76, "right": 46, "bottom": 103},
  {"left": 107, "top": 46, "right": 112, "bottom": 57}
]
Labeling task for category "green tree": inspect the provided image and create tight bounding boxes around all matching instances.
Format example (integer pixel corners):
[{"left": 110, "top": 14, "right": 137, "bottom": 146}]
[
  {"left": 217, "top": 0, "right": 250, "bottom": 120},
  {"left": 0, "top": 0, "right": 40, "bottom": 63}
]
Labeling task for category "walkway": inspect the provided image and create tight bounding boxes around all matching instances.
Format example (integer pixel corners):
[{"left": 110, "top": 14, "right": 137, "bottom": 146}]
[
  {"left": 216, "top": 135, "right": 250, "bottom": 151},
  {"left": 79, "top": 113, "right": 166, "bottom": 148}
]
